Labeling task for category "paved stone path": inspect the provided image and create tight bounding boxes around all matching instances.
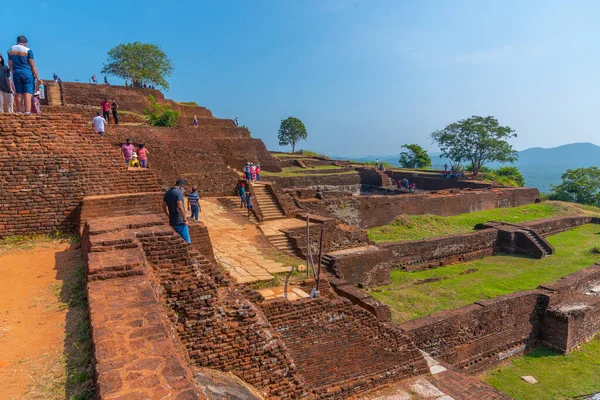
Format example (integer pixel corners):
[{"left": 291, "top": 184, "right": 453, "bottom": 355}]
[{"left": 199, "top": 198, "right": 293, "bottom": 283}]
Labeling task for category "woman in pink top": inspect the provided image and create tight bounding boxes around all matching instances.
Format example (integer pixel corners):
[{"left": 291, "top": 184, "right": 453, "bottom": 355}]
[
  {"left": 250, "top": 164, "right": 256, "bottom": 182},
  {"left": 137, "top": 144, "right": 149, "bottom": 168}
]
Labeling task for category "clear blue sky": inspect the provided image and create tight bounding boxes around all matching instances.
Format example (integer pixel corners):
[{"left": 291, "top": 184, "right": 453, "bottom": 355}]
[{"left": 5, "top": 0, "right": 600, "bottom": 156}]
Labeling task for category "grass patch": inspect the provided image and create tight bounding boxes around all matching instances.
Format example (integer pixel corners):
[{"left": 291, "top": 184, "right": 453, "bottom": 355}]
[
  {"left": 27, "top": 261, "right": 95, "bottom": 400},
  {"left": 262, "top": 166, "right": 357, "bottom": 177},
  {"left": 0, "top": 232, "right": 78, "bottom": 252},
  {"left": 370, "top": 224, "right": 600, "bottom": 322},
  {"left": 176, "top": 101, "right": 199, "bottom": 106},
  {"left": 368, "top": 201, "right": 582, "bottom": 243},
  {"left": 482, "top": 337, "right": 600, "bottom": 399}
]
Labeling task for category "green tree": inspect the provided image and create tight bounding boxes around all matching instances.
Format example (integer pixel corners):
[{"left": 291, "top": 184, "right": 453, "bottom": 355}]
[
  {"left": 399, "top": 144, "right": 432, "bottom": 169},
  {"left": 431, "top": 116, "right": 518, "bottom": 176},
  {"left": 143, "top": 95, "right": 179, "bottom": 127},
  {"left": 101, "top": 42, "right": 173, "bottom": 89},
  {"left": 549, "top": 167, "right": 600, "bottom": 206},
  {"left": 495, "top": 166, "right": 525, "bottom": 187},
  {"left": 278, "top": 117, "right": 307, "bottom": 153}
]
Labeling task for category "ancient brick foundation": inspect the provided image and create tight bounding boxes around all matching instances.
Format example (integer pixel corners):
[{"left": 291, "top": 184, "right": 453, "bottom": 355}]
[
  {"left": 292, "top": 187, "right": 541, "bottom": 229},
  {"left": 0, "top": 114, "right": 160, "bottom": 238},
  {"left": 400, "top": 291, "right": 549, "bottom": 374},
  {"left": 261, "top": 298, "right": 428, "bottom": 399}
]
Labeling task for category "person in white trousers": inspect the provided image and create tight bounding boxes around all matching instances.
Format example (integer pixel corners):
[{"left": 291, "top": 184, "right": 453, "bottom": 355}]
[{"left": 0, "top": 54, "right": 15, "bottom": 113}]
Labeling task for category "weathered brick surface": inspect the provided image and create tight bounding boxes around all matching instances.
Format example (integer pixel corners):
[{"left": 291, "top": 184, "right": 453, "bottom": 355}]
[
  {"left": 387, "top": 170, "right": 493, "bottom": 190},
  {"left": 213, "top": 138, "right": 282, "bottom": 172},
  {"left": 0, "top": 114, "right": 160, "bottom": 238},
  {"left": 523, "top": 215, "right": 598, "bottom": 236},
  {"left": 262, "top": 298, "right": 428, "bottom": 399},
  {"left": 109, "top": 125, "right": 244, "bottom": 196},
  {"left": 381, "top": 229, "right": 498, "bottom": 271},
  {"left": 137, "top": 229, "right": 306, "bottom": 399},
  {"left": 400, "top": 291, "right": 549, "bottom": 374},
  {"left": 88, "top": 275, "right": 203, "bottom": 399},
  {"left": 302, "top": 187, "right": 541, "bottom": 228},
  {"left": 61, "top": 81, "right": 213, "bottom": 119}
]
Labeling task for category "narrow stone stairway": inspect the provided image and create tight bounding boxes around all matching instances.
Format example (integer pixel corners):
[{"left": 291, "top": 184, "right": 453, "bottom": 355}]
[
  {"left": 524, "top": 230, "right": 554, "bottom": 257},
  {"left": 252, "top": 184, "right": 286, "bottom": 221},
  {"left": 266, "top": 233, "right": 297, "bottom": 256}
]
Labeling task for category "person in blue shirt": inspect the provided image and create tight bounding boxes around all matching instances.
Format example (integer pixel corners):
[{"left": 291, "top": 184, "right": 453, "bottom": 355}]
[
  {"left": 7, "top": 36, "right": 42, "bottom": 115},
  {"left": 187, "top": 185, "right": 200, "bottom": 220},
  {"left": 162, "top": 178, "right": 191, "bottom": 243}
]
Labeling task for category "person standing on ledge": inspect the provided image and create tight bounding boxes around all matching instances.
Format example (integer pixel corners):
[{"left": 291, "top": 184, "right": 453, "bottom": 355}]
[
  {"left": 163, "top": 178, "right": 191, "bottom": 243},
  {"left": 8, "top": 35, "right": 42, "bottom": 115},
  {"left": 0, "top": 54, "right": 15, "bottom": 113},
  {"left": 101, "top": 98, "right": 111, "bottom": 123},
  {"left": 193, "top": 115, "right": 198, "bottom": 128},
  {"left": 111, "top": 98, "right": 119, "bottom": 124},
  {"left": 92, "top": 75, "right": 97, "bottom": 84}
]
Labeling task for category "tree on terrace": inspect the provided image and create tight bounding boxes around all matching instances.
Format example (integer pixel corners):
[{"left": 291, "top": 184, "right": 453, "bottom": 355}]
[
  {"left": 431, "top": 115, "right": 517, "bottom": 177},
  {"left": 278, "top": 117, "right": 307, "bottom": 153},
  {"left": 399, "top": 144, "right": 432, "bottom": 169},
  {"left": 549, "top": 167, "right": 600, "bottom": 206},
  {"left": 101, "top": 42, "right": 173, "bottom": 89}
]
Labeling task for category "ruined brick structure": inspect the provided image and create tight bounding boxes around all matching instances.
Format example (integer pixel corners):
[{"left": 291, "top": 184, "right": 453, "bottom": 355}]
[
  {"left": 290, "top": 187, "right": 541, "bottom": 228},
  {"left": 0, "top": 114, "right": 159, "bottom": 238}
]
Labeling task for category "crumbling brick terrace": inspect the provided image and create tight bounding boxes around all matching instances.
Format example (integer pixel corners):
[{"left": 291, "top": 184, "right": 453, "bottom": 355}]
[{"left": 81, "top": 190, "right": 440, "bottom": 399}]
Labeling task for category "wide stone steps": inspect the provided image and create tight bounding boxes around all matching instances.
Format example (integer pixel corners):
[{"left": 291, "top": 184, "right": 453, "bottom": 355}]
[{"left": 220, "top": 197, "right": 259, "bottom": 224}]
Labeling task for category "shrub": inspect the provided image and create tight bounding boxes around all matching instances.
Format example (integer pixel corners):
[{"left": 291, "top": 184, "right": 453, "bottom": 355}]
[{"left": 143, "top": 95, "right": 180, "bottom": 127}]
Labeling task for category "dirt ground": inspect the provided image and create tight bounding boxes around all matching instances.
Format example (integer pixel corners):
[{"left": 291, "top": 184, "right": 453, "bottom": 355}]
[{"left": 0, "top": 241, "right": 84, "bottom": 399}]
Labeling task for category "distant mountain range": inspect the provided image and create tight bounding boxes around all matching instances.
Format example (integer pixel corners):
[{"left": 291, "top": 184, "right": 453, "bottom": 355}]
[{"left": 331, "top": 142, "right": 600, "bottom": 193}]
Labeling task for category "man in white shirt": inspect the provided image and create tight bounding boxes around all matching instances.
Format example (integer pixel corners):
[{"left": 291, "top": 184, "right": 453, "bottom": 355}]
[{"left": 92, "top": 112, "right": 107, "bottom": 137}]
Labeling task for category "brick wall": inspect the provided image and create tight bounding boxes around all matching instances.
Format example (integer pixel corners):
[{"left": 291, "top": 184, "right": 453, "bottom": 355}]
[
  {"left": 137, "top": 230, "right": 306, "bottom": 398},
  {"left": 261, "top": 297, "right": 428, "bottom": 399},
  {"left": 316, "top": 187, "right": 541, "bottom": 228},
  {"left": 268, "top": 172, "right": 362, "bottom": 188},
  {"left": 285, "top": 219, "right": 372, "bottom": 259},
  {"left": 381, "top": 229, "right": 498, "bottom": 271},
  {"left": 213, "top": 138, "right": 282, "bottom": 172},
  {"left": 387, "top": 171, "right": 493, "bottom": 190},
  {"left": 400, "top": 291, "right": 550, "bottom": 374},
  {"left": 523, "top": 215, "right": 597, "bottom": 236},
  {"left": 61, "top": 81, "right": 213, "bottom": 119},
  {"left": 110, "top": 125, "right": 240, "bottom": 196},
  {"left": 0, "top": 114, "right": 160, "bottom": 238}
]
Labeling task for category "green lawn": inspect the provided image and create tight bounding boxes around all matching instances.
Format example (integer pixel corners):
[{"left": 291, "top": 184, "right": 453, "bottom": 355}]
[
  {"left": 368, "top": 201, "right": 585, "bottom": 243},
  {"left": 369, "top": 224, "right": 600, "bottom": 322},
  {"left": 483, "top": 339, "right": 600, "bottom": 400}
]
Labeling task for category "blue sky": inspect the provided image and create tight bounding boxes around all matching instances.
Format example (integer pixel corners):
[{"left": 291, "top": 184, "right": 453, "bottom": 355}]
[{"left": 5, "top": 0, "right": 600, "bottom": 156}]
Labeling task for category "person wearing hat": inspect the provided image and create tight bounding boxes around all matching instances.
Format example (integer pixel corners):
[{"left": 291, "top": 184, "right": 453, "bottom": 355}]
[
  {"left": 7, "top": 35, "right": 42, "bottom": 114},
  {"left": 31, "top": 91, "right": 41, "bottom": 114},
  {"left": 244, "top": 162, "right": 251, "bottom": 180},
  {"left": 163, "top": 178, "right": 191, "bottom": 243}
]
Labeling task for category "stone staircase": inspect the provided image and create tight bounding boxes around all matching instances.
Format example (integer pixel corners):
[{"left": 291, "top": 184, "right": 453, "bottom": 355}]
[
  {"left": 221, "top": 196, "right": 259, "bottom": 223},
  {"left": 252, "top": 183, "right": 286, "bottom": 221},
  {"left": 266, "top": 232, "right": 297, "bottom": 256},
  {"left": 523, "top": 229, "right": 554, "bottom": 257},
  {"left": 377, "top": 170, "right": 393, "bottom": 186}
]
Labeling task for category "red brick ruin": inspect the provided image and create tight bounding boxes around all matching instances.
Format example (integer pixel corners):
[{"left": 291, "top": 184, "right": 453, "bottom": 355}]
[{"left": 3, "top": 82, "right": 600, "bottom": 399}]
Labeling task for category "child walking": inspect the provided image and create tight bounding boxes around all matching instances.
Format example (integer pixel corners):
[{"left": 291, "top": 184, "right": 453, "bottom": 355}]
[
  {"left": 188, "top": 186, "right": 200, "bottom": 220},
  {"left": 246, "top": 192, "right": 253, "bottom": 217}
]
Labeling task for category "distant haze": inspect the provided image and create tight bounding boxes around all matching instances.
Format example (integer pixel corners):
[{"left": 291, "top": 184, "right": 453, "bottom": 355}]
[{"left": 331, "top": 142, "right": 600, "bottom": 193}]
